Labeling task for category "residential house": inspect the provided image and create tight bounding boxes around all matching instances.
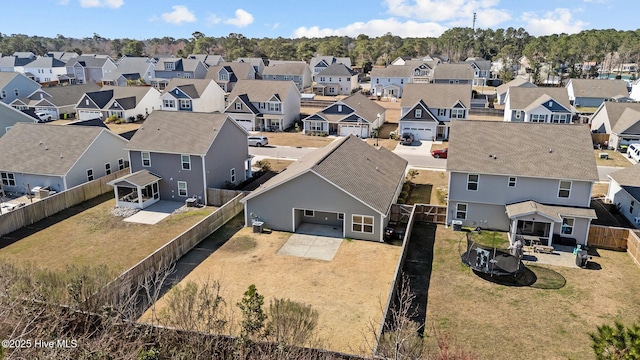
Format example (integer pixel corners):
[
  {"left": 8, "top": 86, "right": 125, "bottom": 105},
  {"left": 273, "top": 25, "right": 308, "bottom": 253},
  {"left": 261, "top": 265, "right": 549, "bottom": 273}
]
[
  {"left": 302, "top": 92, "right": 385, "bottom": 137},
  {"left": 566, "top": 78, "right": 630, "bottom": 109},
  {"left": 0, "top": 72, "right": 41, "bottom": 105},
  {"left": 464, "top": 57, "right": 493, "bottom": 86},
  {"left": 399, "top": 83, "right": 471, "bottom": 140},
  {"left": 0, "top": 52, "right": 37, "bottom": 73},
  {"left": 188, "top": 54, "right": 224, "bottom": 68},
  {"left": 262, "top": 63, "right": 312, "bottom": 91},
  {"left": 495, "top": 77, "right": 536, "bottom": 105},
  {"left": 75, "top": 86, "right": 161, "bottom": 121},
  {"left": 0, "top": 123, "right": 128, "bottom": 194},
  {"left": 432, "top": 63, "right": 474, "bottom": 84},
  {"left": 66, "top": 55, "right": 117, "bottom": 85},
  {"left": 370, "top": 65, "right": 415, "bottom": 98},
  {"left": 606, "top": 165, "right": 640, "bottom": 227},
  {"left": 46, "top": 52, "right": 79, "bottom": 62},
  {"left": 446, "top": 121, "right": 598, "bottom": 246},
  {"left": 10, "top": 83, "right": 100, "bottom": 120},
  {"left": 225, "top": 79, "right": 300, "bottom": 131},
  {"left": 590, "top": 102, "right": 640, "bottom": 150},
  {"left": 0, "top": 101, "right": 37, "bottom": 137},
  {"left": 309, "top": 56, "right": 352, "bottom": 80},
  {"left": 241, "top": 135, "right": 407, "bottom": 242},
  {"left": 22, "top": 56, "right": 67, "bottom": 84},
  {"left": 627, "top": 78, "right": 640, "bottom": 102},
  {"left": 108, "top": 111, "right": 250, "bottom": 209},
  {"left": 312, "top": 63, "right": 359, "bottom": 96},
  {"left": 205, "top": 62, "right": 255, "bottom": 92},
  {"left": 102, "top": 57, "right": 156, "bottom": 86},
  {"left": 504, "top": 87, "right": 573, "bottom": 123},
  {"left": 153, "top": 58, "right": 207, "bottom": 81},
  {"left": 267, "top": 60, "right": 307, "bottom": 67},
  {"left": 160, "top": 78, "right": 225, "bottom": 113},
  {"left": 235, "top": 57, "right": 266, "bottom": 76}
]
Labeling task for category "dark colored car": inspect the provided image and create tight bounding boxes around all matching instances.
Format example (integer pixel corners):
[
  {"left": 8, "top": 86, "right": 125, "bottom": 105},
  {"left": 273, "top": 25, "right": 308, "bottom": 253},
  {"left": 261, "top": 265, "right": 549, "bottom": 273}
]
[
  {"left": 399, "top": 132, "right": 414, "bottom": 145},
  {"left": 431, "top": 148, "right": 448, "bottom": 159}
]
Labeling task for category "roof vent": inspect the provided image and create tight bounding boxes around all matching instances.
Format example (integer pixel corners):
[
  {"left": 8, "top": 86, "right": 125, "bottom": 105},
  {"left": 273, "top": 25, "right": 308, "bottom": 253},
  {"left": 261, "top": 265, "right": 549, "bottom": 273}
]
[
  {"left": 44, "top": 146, "right": 48, "bottom": 151},
  {"left": 492, "top": 155, "right": 497, "bottom": 159},
  {"left": 39, "top": 141, "right": 43, "bottom": 145},
  {"left": 549, "top": 148, "right": 553, "bottom": 153}
]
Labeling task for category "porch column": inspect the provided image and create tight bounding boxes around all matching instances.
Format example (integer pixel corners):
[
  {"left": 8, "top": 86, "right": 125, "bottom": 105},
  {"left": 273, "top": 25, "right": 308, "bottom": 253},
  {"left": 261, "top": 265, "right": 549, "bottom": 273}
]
[
  {"left": 137, "top": 185, "right": 143, "bottom": 207},
  {"left": 547, "top": 222, "right": 555, "bottom": 246},
  {"left": 509, "top": 219, "right": 518, "bottom": 246}
]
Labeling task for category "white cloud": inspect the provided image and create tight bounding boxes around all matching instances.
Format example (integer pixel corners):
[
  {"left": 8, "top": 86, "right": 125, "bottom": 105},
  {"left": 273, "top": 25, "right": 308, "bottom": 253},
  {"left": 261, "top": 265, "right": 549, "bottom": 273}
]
[
  {"left": 522, "top": 8, "right": 588, "bottom": 36},
  {"left": 384, "top": 0, "right": 507, "bottom": 23},
  {"left": 293, "top": 18, "right": 448, "bottom": 38},
  {"left": 161, "top": 5, "right": 196, "bottom": 25},
  {"left": 79, "top": 0, "right": 123, "bottom": 8},
  {"left": 223, "top": 9, "right": 254, "bottom": 28},
  {"left": 272, "top": 23, "right": 280, "bottom": 30},
  {"left": 207, "top": 13, "right": 221, "bottom": 25}
]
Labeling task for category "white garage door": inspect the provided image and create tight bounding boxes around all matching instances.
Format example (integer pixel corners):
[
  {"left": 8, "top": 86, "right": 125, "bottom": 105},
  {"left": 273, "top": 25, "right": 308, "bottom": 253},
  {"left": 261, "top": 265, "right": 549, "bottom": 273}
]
[
  {"left": 400, "top": 126, "right": 432, "bottom": 140},
  {"left": 234, "top": 118, "right": 253, "bottom": 131},
  {"left": 78, "top": 110, "right": 102, "bottom": 120},
  {"left": 340, "top": 124, "right": 368, "bottom": 137}
]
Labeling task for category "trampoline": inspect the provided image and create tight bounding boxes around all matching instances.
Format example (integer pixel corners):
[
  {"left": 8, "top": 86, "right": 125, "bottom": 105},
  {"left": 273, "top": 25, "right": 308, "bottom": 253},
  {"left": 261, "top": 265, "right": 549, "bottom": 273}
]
[{"left": 461, "top": 233, "right": 525, "bottom": 276}]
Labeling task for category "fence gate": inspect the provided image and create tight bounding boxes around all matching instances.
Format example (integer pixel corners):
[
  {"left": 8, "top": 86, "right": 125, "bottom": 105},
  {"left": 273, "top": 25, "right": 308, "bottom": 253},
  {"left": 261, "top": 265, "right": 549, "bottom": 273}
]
[{"left": 588, "top": 225, "right": 628, "bottom": 250}]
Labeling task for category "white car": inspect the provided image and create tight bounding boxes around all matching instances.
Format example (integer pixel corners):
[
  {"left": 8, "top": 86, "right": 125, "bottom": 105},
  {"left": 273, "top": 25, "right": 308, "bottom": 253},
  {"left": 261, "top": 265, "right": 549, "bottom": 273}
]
[
  {"left": 248, "top": 136, "right": 268, "bottom": 147},
  {"left": 35, "top": 112, "right": 53, "bottom": 123}
]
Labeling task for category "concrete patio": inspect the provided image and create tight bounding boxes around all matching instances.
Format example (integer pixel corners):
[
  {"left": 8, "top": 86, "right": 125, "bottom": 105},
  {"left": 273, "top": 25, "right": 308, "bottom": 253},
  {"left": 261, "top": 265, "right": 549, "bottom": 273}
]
[
  {"left": 124, "top": 201, "right": 185, "bottom": 225},
  {"left": 277, "top": 223, "right": 344, "bottom": 261},
  {"left": 522, "top": 244, "right": 582, "bottom": 268}
]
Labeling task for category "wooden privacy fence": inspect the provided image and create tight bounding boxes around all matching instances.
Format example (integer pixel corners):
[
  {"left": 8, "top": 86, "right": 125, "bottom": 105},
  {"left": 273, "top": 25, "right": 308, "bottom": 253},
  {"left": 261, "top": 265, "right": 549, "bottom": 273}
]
[
  {"left": 390, "top": 204, "right": 446, "bottom": 225},
  {"left": 588, "top": 225, "right": 629, "bottom": 250},
  {"left": 206, "top": 188, "right": 248, "bottom": 206},
  {"left": 0, "top": 168, "right": 129, "bottom": 237},
  {"left": 99, "top": 192, "right": 246, "bottom": 305},
  {"left": 592, "top": 133, "right": 610, "bottom": 146},
  {"left": 627, "top": 230, "right": 640, "bottom": 267}
]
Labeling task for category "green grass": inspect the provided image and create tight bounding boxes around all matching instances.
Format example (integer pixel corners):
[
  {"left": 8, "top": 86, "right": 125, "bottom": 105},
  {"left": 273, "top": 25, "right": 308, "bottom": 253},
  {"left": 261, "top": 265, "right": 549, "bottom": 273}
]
[{"left": 467, "top": 229, "right": 509, "bottom": 249}]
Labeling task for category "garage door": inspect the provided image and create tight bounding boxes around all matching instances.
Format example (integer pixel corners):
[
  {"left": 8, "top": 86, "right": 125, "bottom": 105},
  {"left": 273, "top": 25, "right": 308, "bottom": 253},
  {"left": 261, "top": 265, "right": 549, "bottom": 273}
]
[
  {"left": 78, "top": 110, "right": 102, "bottom": 120},
  {"left": 400, "top": 126, "right": 432, "bottom": 140},
  {"left": 340, "top": 124, "right": 368, "bottom": 137},
  {"left": 233, "top": 118, "right": 253, "bottom": 131}
]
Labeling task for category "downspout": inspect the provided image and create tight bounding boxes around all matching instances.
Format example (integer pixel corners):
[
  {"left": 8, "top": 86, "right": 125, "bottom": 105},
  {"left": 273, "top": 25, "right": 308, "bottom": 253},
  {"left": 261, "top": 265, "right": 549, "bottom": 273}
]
[{"left": 201, "top": 155, "right": 207, "bottom": 205}]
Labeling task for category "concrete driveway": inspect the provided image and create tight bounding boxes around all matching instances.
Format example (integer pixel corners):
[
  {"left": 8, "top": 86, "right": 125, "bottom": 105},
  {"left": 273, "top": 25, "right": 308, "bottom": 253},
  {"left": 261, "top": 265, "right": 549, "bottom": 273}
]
[{"left": 392, "top": 140, "right": 448, "bottom": 169}]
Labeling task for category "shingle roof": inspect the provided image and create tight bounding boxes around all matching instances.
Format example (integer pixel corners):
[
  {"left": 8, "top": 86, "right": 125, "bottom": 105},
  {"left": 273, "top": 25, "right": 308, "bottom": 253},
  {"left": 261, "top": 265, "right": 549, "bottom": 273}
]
[
  {"left": 37, "top": 84, "right": 101, "bottom": 106},
  {"left": 24, "top": 56, "right": 66, "bottom": 68},
  {"left": 506, "top": 200, "right": 596, "bottom": 220},
  {"left": 318, "top": 63, "right": 356, "bottom": 77},
  {"left": 101, "top": 85, "right": 153, "bottom": 110},
  {"left": 341, "top": 92, "right": 386, "bottom": 123},
  {"left": 401, "top": 83, "right": 471, "bottom": 109},
  {"left": 609, "top": 164, "right": 640, "bottom": 188},
  {"left": 569, "top": 79, "right": 629, "bottom": 98},
  {"left": 0, "top": 72, "right": 20, "bottom": 87},
  {"left": 244, "top": 135, "right": 407, "bottom": 214},
  {"left": 596, "top": 102, "right": 640, "bottom": 133},
  {"left": 0, "top": 123, "right": 116, "bottom": 176},
  {"left": 433, "top": 63, "right": 474, "bottom": 80},
  {"left": 496, "top": 77, "right": 536, "bottom": 96},
  {"left": 262, "top": 63, "right": 308, "bottom": 76},
  {"left": 69, "top": 56, "right": 112, "bottom": 68},
  {"left": 227, "top": 79, "right": 298, "bottom": 103},
  {"left": 108, "top": 169, "right": 161, "bottom": 187},
  {"left": 507, "top": 87, "right": 572, "bottom": 110},
  {"left": 611, "top": 107, "right": 640, "bottom": 134},
  {"left": 370, "top": 65, "right": 415, "bottom": 78},
  {"left": 205, "top": 62, "right": 253, "bottom": 81},
  {"left": 447, "top": 121, "right": 599, "bottom": 181},
  {"left": 163, "top": 79, "right": 215, "bottom": 98},
  {"left": 125, "top": 111, "right": 231, "bottom": 155}
]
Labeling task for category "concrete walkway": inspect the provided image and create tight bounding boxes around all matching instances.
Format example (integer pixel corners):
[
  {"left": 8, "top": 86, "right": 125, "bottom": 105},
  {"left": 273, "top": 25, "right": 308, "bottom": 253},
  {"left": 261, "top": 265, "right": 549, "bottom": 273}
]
[
  {"left": 124, "top": 201, "right": 185, "bottom": 225},
  {"left": 278, "top": 223, "right": 343, "bottom": 261}
]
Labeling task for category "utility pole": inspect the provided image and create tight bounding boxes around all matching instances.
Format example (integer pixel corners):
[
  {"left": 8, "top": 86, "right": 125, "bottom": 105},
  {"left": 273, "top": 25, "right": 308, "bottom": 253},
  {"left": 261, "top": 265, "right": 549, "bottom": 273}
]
[{"left": 472, "top": 12, "right": 477, "bottom": 32}]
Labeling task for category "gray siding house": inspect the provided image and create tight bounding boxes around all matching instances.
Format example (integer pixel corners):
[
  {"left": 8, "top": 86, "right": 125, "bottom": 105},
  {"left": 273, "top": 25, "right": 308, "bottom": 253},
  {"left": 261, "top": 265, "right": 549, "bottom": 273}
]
[
  {"left": 66, "top": 56, "right": 117, "bottom": 85},
  {"left": 446, "top": 121, "right": 598, "bottom": 246},
  {"left": 154, "top": 58, "right": 207, "bottom": 80},
  {"left": 590, "top": 102, "right": 640, "bottom": 151},
  {"left": 0, "top": 123, "right": 128, "bottom": 194},
  {"left": 262, "top": 63, "right": 312, "bottom": 91},
  {"left": 432, "top": 63, "right": 474, "bottom": 84},
  {"left": 0, "top": 101, "right": 37, "bottom": 137},
  {"left": 10, "top": 83, "right": 100, "bottom": 120},
  {"left": 242, "top": 135, "right": 407, "bottom": 242},
  {"left": 567, "top": 79, "right": 630, "bottom": 109},
  {"left": 0, "top": 72, "right": 41, "bottom": 105},
  {"left": 503, "top": 87, "right": 573, "bottom": 123},
  {"left": 606, "top": 165, "right": 640, "bottom": 227},
  {"left": 108, "top": 111, "right": 251, "bottom": 209}
]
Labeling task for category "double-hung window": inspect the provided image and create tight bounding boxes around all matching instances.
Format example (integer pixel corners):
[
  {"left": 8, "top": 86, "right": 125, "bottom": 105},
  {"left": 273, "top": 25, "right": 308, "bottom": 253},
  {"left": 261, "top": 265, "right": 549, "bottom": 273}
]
[
  {"left": 467, "top": 174, "right": 479, "bottom": 191},
  {"left": 561, "top": 218, "right": 574, "bottom": 235},
  {"left": 181, "top": 155, "right": 190, "bottom": 170},
  {"left": 558, "top": 180, "right": 571, "bottom": 198},
  {"left": 508, "top": 176, "right": 517, "bottom": 187},
  {"left": 177, "top": 181, "right": 187, "bottom": 197},
  {"left": 141, "top": 152, "right": 151, "bottom": 167},
  {"left": 86, "top": 169, "right": 94, "bottom": 181},
  {"left": 456, "top": 203, "right": 468, "bottom": 219}
]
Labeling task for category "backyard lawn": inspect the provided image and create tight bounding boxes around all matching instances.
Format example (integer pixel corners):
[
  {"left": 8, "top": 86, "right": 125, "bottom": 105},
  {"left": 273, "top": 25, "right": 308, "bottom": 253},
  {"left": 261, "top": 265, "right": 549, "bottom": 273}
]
[
  {"left": 594, "top": 149, "right": 633, "bottom": 167},
  {"left": 142, "top": 225, "right": 402, "bottom": 355},
  {"left": 422, "top": 225, "right": 640, "bottom": 359},
  {"left": 407, "top": 169, "right": 449, "bottom": 205},
  {"left": 0, "top": 194, "right": 215, "bottom": 273}
]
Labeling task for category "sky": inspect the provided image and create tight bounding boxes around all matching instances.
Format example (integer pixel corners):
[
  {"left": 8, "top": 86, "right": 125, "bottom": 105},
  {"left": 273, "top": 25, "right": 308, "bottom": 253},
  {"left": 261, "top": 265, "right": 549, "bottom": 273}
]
[{"left": 1, "top": 0, "right": 636, "bottom": 40}]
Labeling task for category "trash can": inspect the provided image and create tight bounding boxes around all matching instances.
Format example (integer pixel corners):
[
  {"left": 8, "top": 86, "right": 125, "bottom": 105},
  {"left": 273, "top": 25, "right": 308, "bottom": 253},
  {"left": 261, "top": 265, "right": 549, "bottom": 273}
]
[
  {"left": 252, "top": 221, "right": 264, "bottom": 233},
  {"left": 575, "top": 250, "right": 589, "bottom": 268},
  {"left": 452, "top": 220, "right": 463, "bottom": 231}
]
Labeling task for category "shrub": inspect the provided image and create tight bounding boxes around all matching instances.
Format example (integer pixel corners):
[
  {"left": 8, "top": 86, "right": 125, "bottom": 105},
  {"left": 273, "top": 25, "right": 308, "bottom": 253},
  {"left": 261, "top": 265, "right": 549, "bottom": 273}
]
[
  {"left": 397, "top": 198, "right": 405, "bottom": 204},
  {"left": 136, "top": 114, "right": 145, "bottom": 121},
  {"left": 255, "top": 160, "right": 272, "bottom": 172},
  {"left": 402, "top": 183, "right": 410, "bottom": 192},
  {"left": 400, "top": 191, "right": 409, "bottom": 198}
]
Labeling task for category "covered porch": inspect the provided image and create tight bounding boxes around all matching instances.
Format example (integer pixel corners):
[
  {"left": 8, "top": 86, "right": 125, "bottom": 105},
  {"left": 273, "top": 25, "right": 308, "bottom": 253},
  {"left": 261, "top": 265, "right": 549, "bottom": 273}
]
[
  {"left": 506, "top": 200, "right": 597, "bottom": 247},
  {"left": 256, "top": 114, "right": 285, "bottom": 132},
  {"left": 107, "top": 170, "right": 162, "bottom": 210}
]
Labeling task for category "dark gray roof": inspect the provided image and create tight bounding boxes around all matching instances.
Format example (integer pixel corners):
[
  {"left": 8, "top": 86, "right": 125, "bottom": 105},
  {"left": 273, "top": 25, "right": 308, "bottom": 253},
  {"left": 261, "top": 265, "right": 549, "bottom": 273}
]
[
  {"left": 262, "top": 63, "right": 309, "bottom": 76},
  {"left": 228, "top": 79, "right": 298, "bottom": 103},
  {"left": 69, "top": 56, "right": 112, "bottom": 68},
  {"left": 244, "top": 135, "right": 407, "bottom": 214},
  {"left": 66, "top": 117, "right": 109, "bottom": 128},
  {"left": 36, "top": 84, "right": 101, "bottom": 107},
  {"left": 85, "top": 89, "right": 114, "bottom": 108},
  {"left": 125, "top": 111, "right": 232, "bottom": 155},
  {"left": 506, "top": 200, "right": 596, "bottom": 220},
  {"left": 370, "top": 65, "right": 415, "bottom": 78},
  {"left": 433, "top": 64, "right": 474, "bottom": 80},
  {"left": 401, "top": 83, "right": 471, "bottom": 109},
  {"left": 318, "top": 63, "right": 357, "bottom": 77},
  {"left": 163, "top": 78, "right": 214, "bottom": 98},
  {"left": 341, "top": 92, "right": 386, "bottom": 123},
  {"left": 0, "top": 123, "right": 117, "bottom": 176},
  {"left": 568, "top": 79, "right": 629, "bottom": 98},
  {"left": 24, "top": 56, "right": 66, "bottom": 68},
  {"left": 508, "top": 87, "right": 572, "bottom": 110},
  {"left": 101, "top": 85, "right": 155, "bottom": 110},
  {"left": 447, "top": 121, "right": 599, "bottom": 181}
]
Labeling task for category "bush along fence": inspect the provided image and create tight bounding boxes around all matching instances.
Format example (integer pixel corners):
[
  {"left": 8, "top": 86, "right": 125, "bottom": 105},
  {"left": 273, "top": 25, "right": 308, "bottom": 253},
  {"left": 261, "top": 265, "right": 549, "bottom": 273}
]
[
  {"left": 96, "top": 192, "right": 246, "bottom": 313},
  {"left": 0, "top": 168, "right": 129, "bottom": 237}
]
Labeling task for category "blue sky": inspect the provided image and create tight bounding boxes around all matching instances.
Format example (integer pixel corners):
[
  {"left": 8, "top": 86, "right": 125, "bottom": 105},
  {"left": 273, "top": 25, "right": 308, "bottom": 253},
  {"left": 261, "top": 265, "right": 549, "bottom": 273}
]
[{"left": 1, "top": 0, "right": 636, "bottom": 40}]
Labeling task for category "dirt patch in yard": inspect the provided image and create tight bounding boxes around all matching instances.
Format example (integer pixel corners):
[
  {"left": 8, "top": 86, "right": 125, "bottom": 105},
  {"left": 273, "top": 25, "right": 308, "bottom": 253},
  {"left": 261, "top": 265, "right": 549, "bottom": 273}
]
[
  {"left": 423, "top": 225, "right": 640, "bottom": 360},
  {"left": 143, "top": 227, "right": 402, "bottom": 355},
  {"left": 410, "top": 169, "right": 449, "bottom": 205}
]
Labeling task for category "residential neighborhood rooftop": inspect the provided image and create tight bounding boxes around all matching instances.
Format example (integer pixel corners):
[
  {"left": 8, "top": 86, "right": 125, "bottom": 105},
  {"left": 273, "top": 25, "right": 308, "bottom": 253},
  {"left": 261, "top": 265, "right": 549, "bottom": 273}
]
[
  {"left": 508, "top": 87, "right": 572, "bottom": 110},
  {"left": 227, "top": 79, "right": 298, "bottom": 102},
  {"left": 401, "top": 83, "right": 472, "bottom": 109},
  {"left": 568, "top": 78, "right": 630, "bottom": 98}
]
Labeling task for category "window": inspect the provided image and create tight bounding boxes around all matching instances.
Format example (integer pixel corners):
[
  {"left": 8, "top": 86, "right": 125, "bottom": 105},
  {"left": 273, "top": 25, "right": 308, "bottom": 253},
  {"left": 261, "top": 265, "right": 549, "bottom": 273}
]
[
  {"left": 230, "top": 168, "right": 236, "bottom": 183},
  {"left": 181, "top": 155, "right": 190, "bottom": 170},
  {"left": 338, "top": 77, "right": 342, "bottom": 82},
  {"left": 515, "top": 110, "right": 521, "bottom": 119},
  {"left": 438, "top": 109, "right": 446, "bottom": 117},
  {"left": 320, "top": 77, "right": 325, "bottom": 82},
  {"left": 310, "top": 122, "right": 323, "bottom": 131},
  {"left": 530, "top": 114, "right": 546, "bottom": 123},
  {"left": 219, "top": 72, "right": 228, "bottom": 81},
  {"left": 164, "top": 62, "right": 174, "bottom": 70},
  {"left": 1, "top": 172, "right": 16, "bottom": 186},
  {"left": 14, "top": 89, "right": 19, "bottom": 96},
  {"left": 105, "top": 163, "right": 111, "bottom": 175},
  {"left": 304, "top": 209, "right": 314, "bottom": 217},
  {"left": 177, "top": 181, "right": 187, "bottom": 197},
  {"left": 451, "top": 109, "right": 465, "bottom": 119},
  {"left": 141, "top": 152, "right": 151, "bottom": 167},
  {"left": 163, "top": 99, "right": 175, "bottom": 108},
  {"left": 86, "top": 168, "right": 94, "bottom": 181},
  {"left": 448, "top": 80, "right": 459, "bottom": 84},
  {"left": 400, "top": 79, "right": 404, "bottom": 84},
  {"left": 508, "top": 176, "right": 517, "bottom": 187},
  {"left": 352, "top": 215, "right": 374, "bottom": 233},
  {"left": 552, "top": 114, "right": 567, "bottom": 123},
  {"left": 561, "top": 218, "right": 574, "bottom": 235},
  {"left": 1, "top": 90, "right": 5, "bottom": 98},
  {"left": 179, "top": 99, "right": 191, "bottom": 109},
  {"left": 558, "top": 180, "right": 571, "bottom": 198},
  {"left": 467, "top": 174, "right": 479, "bottom": 191},
  {"left": 376, "top": 78, "right": 379, "bottom": 84},
  {"left": 415, "top": 109, "right": 422, "bottom": 118},
  {"left": 118, "top": 158, "right": 125, "bottom": 170},
  {"left": 630, "top": 200, "right": 635, "bottom": 214},
  {"left": 183, "top": 73, "right": 192, "bottom": 79},
  {"left": 235, "top": 102, "right": 242, "bottom": 110},
  {"left": 268, "top": 102, "right": 281, "bottom": 112},
  {"left": 338, "top": 105, "right": 343, "bottom": 112},
  {"left": 456, "top": 203, "right": 468, "bottom": 219}
]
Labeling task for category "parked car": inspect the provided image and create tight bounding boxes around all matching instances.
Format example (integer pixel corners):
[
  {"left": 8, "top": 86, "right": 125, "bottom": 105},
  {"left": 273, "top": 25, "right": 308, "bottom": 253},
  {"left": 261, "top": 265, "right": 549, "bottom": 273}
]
[
  {"left": 431, "top": 148, "right": 448, "bottom": 159},
  {"left": 628, "top": 143, "right": 640, "bottom": 162},
  {"left": 399, "top": 132, "right": 414, "bottom": 145},
  {"left": 248, "top": 136, "right": 269, "bottom": 147},
  {"left": 35, "top": 112, "right": 53, "bottom": 123}
]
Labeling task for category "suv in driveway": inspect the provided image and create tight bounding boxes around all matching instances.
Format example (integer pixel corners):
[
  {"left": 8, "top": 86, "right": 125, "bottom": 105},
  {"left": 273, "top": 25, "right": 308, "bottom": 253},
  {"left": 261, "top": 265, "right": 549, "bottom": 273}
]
[
  {"left": 35, "top": 112, "right": 53, "bottom": 123},
  {"left": 399, "top": 132, "right": 414, "bottom": 145},
  {"left": 248, "top": 136, "right": 268, "bottom": 147}
]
